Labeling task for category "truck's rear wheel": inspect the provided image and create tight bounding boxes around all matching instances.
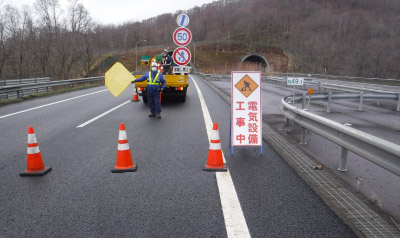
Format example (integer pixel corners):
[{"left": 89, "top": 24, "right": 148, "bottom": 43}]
[
  {"left": 181, "top": 95, "right": 186, "bottom": 102},
  {"left": 142, "top": 95, "right": 148, "bottom": 103}
]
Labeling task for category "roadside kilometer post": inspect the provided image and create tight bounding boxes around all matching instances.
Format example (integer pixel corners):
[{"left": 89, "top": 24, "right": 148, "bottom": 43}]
[
  {"left": 287, "top": 77, "right": 304, "bottom": 105},
  {"left": 173, "top": 14, "right": 192, "bottom": 74},
  {"left": 231, "top": 72, "right": 263, "bottom": 155},
  {"left": 307, "top": 88, "right": 314, "bottom": 110}
]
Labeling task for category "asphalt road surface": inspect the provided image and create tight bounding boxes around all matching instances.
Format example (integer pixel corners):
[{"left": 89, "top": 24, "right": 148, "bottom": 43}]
[{"left": 0, "top": 75, "right": 356, "bottom": 237}]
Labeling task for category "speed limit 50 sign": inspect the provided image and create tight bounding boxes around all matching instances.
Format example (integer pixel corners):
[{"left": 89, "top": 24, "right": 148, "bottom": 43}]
[{"left": 173, "top": 27, "right": 192, "bottom": 46}]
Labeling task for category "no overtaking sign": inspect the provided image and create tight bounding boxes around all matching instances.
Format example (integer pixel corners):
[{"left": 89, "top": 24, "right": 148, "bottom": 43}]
[{"left": 173, "top": 47, "right": 191, "bottom": 66}]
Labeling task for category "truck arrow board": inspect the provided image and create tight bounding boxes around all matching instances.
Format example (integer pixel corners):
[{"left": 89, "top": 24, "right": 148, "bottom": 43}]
[
  {"left": 173, "top": 27, "right": 192, "bottom": 46},
  {"left": 173, "top": 47, "right": 191, "bottom": 66},
  {"left": 176, "top": 14, "right": 189, "bottom": 27}
]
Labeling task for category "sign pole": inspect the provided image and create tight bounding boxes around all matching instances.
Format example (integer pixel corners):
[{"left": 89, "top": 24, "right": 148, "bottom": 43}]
[
  {"left": 230, "top": 112, "right": 234, "bottom": 155},
  {"left": 293, "top": 85, "right": 295, "bottom": 105},
  {"left": 229, "top": 112, "right": 232, "bottom": 147}
]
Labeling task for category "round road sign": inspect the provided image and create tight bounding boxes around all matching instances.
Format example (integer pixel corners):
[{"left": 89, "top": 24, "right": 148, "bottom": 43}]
[
  {"left": 173, "top": 27, "right": 192, "bottom": 47},
  {"left": 176, "top": 14, "right": 189, "bottom": 27},
  {"left": 173, "top": 47, "right": 191, "bottom": 66}
]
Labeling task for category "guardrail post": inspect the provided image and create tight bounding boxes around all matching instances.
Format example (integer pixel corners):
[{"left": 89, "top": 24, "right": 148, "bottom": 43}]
[
  {"left": 327, "top": 92, "right": 332, "bottom": 113},
  {"left": 359, "top": 92, "right": 364, "bottom": 111},
  {"left": 300, "top": 127, "right": 307, "bottom": 144},
  {"left": 397, "top": 93, "right": 400, "bottom": 112},
  {"left": 285, "top": 118, "right": 291, "bottom": 132},
  {"left": 317, "top": 81, "right": 321, "bottom": 92},
  {"left": 302, "top": 93, "right": 306, "bottom": 109},
  {"left": 338, "top": 147, "right": 349, "bottom": 172}
]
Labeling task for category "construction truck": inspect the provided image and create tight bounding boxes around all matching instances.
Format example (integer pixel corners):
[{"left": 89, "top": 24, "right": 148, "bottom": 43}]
[{"left": 134, "top": 49, "right": 190, "bottom": 103}]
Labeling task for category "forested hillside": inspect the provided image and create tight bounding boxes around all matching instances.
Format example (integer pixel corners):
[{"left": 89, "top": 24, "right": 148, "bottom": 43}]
[{"left": 0, "top": 0, "right": 399, "bottom": 80}]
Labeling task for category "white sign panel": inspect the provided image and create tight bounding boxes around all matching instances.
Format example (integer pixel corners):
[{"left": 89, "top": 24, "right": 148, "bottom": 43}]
[
  {"left": 173, "top": 66, "right": 191, "bottom": 74},
  {"left": 176, "top": 14, "right": 189, "bottom": 27},
  {"left": 231, "top": 72, "right": 262, "bottom": 146},
  {"left": 287, "top": 77, "right": 304, "bottom": 86}
]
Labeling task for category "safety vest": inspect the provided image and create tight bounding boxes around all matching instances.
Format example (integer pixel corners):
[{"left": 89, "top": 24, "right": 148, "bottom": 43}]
[{"left": 148, "top": 72, "right": 160, "bottom": 85}]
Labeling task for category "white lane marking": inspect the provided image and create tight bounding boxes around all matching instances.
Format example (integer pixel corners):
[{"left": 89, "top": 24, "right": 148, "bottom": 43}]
[
  {"left": 0, "top": 89, "right": 108, "bottom": 119},
  {"left": 76, "top": 100, "right": 130, "bottom": 128},
  {"left": 190, "top": 75, "right": 251, "bottom": 238}
]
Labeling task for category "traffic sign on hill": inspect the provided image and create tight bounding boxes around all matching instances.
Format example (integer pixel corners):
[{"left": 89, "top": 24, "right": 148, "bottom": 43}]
[
  {"left": 176, "top": 14, "right": 189, "bottom": 27},
  {"left": 173, "top": 27, "right": 192, "bottom": 46},
  {"left": 173, "top": 47, "right": 191, "bottom": 66}
]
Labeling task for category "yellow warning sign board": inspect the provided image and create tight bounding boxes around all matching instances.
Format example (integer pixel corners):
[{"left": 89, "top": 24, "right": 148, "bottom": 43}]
[
  {"left": 105, "top": 62, "right": 135, "bottom": 97},
  {"left": 234, "top": 74, "right": 259, "bottom": 98}
]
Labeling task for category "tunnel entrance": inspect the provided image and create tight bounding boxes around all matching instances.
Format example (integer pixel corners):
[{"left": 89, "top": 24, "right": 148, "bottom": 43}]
[{"left": 240, "top": 54, "right": 269, "bottom": 71}]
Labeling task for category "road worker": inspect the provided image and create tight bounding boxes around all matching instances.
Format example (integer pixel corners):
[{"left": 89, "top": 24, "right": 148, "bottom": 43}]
[
  {"left": 162, "top": 49, "right": 172, "bottom": 74},
  {"left": 132, "top": 62, "right": 166, "bottom": 118}
]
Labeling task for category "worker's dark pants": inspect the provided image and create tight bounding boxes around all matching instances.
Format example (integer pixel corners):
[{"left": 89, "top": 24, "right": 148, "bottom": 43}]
[
  {"left": 164, "top": 66, "right": 172, "bottom": 75},
  {"left": 147, "top": 89, "right": 161, "bottom": 115}
]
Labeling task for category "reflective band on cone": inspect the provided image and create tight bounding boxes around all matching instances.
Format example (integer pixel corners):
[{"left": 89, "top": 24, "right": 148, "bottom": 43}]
[
  {"left": 20, "top": 126, "right": 52, "bottom": 176},
  {"left": 112, "top": 123, "right": 137, "bottom": 173},
  {"left": 204, "top": 122, "right": 227, "bottom": 172}
]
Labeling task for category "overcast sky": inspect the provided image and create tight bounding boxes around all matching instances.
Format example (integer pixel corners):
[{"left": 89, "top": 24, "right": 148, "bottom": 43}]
[{"left": 1, "top": 0, "right": 215, "bottom": 25}]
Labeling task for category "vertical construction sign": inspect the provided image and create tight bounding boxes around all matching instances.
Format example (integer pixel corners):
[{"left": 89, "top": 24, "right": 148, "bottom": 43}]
[{"left": 231, "top": 72, "right": 262, "bottom": 148}]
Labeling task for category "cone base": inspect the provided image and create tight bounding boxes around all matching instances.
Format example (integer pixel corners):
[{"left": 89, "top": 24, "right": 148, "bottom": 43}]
[
  {"left": 20, "top": 167, "right": 52, "bottom": 176},
  {"left": 111, "top": 164, "right": 137, "bottom": 173},
  {"left": 132, "top": 95, "right": 140, "bottom": 102},
  {"left": 203, "top": 165, "right": 227, "bottom": 172}
]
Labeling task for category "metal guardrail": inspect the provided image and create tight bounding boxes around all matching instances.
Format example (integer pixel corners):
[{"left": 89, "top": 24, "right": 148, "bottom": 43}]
[
  {"left": 290, "top": 92, "right": 400, "bottom": 112},
  {"left": 199, "top": 73, "right": 400, "bottom": 96},
  {"left": 276, "top": 72, "right": 400, "bottom": 84},
  {"left": 281, "top": 96, "right": 400, "bottom": 177},
  {"left": 0, "top": 77, "right": 51, "bottom": 87},
  {"left": 0, "top": 76, "right": 104, "bottom": 99}
]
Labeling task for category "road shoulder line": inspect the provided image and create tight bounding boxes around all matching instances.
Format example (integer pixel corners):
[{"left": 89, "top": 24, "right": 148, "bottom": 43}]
[
  {"left": 190, "top": 76, "right": 251, "bottom": 238},
  {"left": 0, "top": 89, "right": 108, "bottom": 119}
]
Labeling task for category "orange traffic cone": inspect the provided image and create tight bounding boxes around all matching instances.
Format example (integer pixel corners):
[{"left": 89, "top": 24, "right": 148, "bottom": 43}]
[
  {"left": 20, "top": 127, "right": 52, "bottom": 176},
  {"left": 112, "top": 123, "right": 137, "bottom": 173},
  {"left": 203, "top": 123, "right": 227, "bottom": 172},
  {"left": 132, "top": 90, "right": 140, "bottom": 101}
]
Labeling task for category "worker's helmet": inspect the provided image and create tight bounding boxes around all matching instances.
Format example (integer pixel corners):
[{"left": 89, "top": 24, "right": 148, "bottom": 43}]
[{"left": 163, "top": 49, "right": 168, "bottom": 53}]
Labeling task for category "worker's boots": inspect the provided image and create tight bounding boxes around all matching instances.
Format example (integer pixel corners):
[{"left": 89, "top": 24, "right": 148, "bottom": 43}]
[
  {"left": 149, "top": 113, "right": 156, "bottom": 117},
  {"left": 156, "top": 114, "right": 161, "bottom": 118}
]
